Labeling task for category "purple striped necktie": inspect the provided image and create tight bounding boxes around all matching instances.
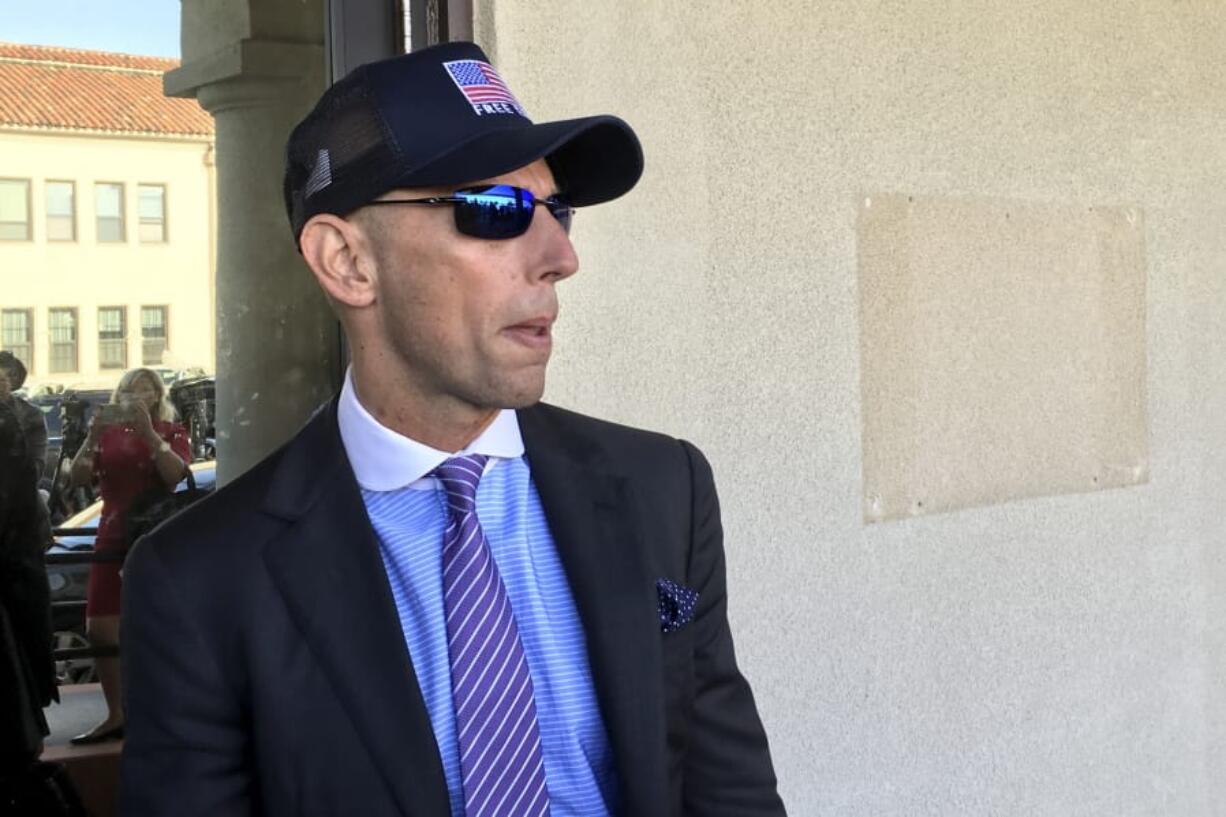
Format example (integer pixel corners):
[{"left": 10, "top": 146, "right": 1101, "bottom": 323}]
[{"left": 434, "top": 454, "right": 551, "bottom": 817}]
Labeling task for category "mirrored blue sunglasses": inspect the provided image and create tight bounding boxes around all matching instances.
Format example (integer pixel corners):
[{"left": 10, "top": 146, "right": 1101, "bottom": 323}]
[{"left": 365, "top": 184, "right": 573, "bottom": 240}]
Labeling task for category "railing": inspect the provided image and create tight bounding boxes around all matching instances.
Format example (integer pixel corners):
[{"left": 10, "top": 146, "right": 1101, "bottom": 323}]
[
  {"left": 46, "top": 548, "right": 124, "bottom": 565},
  {"left": 50, "top": 526, "right": 98, "bottom": 538}
]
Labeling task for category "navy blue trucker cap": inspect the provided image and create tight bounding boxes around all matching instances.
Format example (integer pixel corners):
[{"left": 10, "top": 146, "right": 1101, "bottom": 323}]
[{"left": 284, "top": 41, "right": 644, "bottom": 243}]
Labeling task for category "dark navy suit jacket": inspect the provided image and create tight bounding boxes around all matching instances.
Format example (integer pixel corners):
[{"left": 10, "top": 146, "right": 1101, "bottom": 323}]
[{"left": 119, "top": 400, "right": 786, "bottom": 816}]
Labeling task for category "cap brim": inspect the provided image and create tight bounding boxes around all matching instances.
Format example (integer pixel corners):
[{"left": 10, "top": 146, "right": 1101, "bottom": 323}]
[{"left": 390, "top": 114, "right": 643, "bottom": 207}]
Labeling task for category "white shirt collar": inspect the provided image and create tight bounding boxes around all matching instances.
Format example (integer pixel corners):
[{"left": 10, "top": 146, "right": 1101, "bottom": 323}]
[{"left": 337, "top": 367, "right": 524, "bottom": 492}]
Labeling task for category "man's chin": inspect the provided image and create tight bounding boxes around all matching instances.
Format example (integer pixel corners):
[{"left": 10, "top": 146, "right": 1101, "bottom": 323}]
[
  {"left": 484, "top": 375, "right": 547, "bottom": 411},
  {"left": 500, "top": 386, "right": 546, "bottom": 410}
]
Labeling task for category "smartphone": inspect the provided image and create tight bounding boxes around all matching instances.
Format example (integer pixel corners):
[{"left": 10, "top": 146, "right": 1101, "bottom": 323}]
[{"left": 96, "top": 403, "right": 136, "bottom": 426}]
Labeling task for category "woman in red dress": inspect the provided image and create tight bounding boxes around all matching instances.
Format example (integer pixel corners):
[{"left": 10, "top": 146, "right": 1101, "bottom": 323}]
[{"left": 67, "top": 367, "right": 190, "bottom": 744}]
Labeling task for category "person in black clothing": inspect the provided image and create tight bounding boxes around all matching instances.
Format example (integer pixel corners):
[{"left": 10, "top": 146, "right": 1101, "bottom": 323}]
[
  {"left": 0, "top": 396, "right": 57, "bottom": 775},
  {"left": 0, "top": 352, "right": 49, "bottom": 485}
]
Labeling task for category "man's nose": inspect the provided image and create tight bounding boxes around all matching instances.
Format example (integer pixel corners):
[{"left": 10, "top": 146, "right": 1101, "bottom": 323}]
[{"left": 532, "top": 208, "right": 579, "bottom": 283}]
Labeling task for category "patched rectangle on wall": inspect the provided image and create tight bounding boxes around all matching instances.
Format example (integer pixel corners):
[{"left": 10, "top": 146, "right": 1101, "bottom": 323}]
[{"left": 857, "top": 193, "right": 1149, "bottom": 523}]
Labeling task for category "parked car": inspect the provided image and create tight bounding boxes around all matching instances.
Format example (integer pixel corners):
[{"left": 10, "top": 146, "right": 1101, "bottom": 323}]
[{"left": 46, "top": 460, "right": 217, "bottom": 684}]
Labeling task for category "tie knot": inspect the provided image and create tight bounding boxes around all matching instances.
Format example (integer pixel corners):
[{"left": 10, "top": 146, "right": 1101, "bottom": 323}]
[{"left": 433, "top": 454, "right": 488, "bottom": 516}]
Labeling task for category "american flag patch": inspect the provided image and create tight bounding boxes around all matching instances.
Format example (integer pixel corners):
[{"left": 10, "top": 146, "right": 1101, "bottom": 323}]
[{"left": 443, "top": 59, "right": 527, "bottom": 118}]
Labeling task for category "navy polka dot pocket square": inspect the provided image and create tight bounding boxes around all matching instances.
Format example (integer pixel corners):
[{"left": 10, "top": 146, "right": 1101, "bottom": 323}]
[{"left": 656, "top": 578, "right": 699, "bottom": 634}]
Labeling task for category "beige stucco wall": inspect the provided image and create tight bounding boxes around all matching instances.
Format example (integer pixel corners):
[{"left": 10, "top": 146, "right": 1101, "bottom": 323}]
[
  {"left": 0, "top": 130, "right": 215, "bottom": 390},
  {"left": 480, "top": 2, "right": 1226, "bottom": 814}
]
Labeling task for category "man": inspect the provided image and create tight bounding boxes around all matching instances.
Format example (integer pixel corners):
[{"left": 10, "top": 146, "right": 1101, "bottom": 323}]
[
  {"left": 0, "top": 352, "right": 48, "bottom": 486},
  {"left": 0, "top": 388, "right": 57, "bottom": 787},
  {"left": 121, "top": 42, "right": 785, "bottom": 817}
]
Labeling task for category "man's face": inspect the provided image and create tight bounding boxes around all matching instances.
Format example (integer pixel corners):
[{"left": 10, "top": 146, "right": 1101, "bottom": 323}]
[
  {"left": 359, "top": 159, "right": 580, "bottom": 412},
  {"left": 0, "top": 368, "right": 11, "bottom": 401}
]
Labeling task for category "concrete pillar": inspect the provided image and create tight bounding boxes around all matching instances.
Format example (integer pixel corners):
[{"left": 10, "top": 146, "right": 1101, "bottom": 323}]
[{"left": 166, "top": 1, "right": 339, "bottom": 485}]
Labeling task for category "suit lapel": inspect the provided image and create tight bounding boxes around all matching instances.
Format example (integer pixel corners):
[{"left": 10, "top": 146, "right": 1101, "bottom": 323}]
[
  {"left": 260, "top": 403, "right": 449, "bottom": 817},
  {"left": 519, "top": 406, "right": 669, "bottom": 817}
]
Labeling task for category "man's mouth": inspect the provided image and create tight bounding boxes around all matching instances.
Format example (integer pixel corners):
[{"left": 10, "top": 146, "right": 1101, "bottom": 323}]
[{"left": 502, "top": 317, "right": 554, "bottom": 350}]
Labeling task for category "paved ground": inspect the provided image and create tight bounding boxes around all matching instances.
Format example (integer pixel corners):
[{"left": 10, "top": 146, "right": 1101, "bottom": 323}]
[
  {"left": 44, "top": 683, "right": 111, "bottom": 748},
  {"left": 38, "top": 685, "right": 122, "bottom": 817}
]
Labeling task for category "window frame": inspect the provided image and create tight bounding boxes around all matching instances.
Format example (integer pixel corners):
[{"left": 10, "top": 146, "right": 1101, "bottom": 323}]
[
  {"left": 45, "top": 179, "right": 77, "bottom": 242},
  {"left": 1, "top": 308, "right": 34, "bottom": 374},
  {"left": 137, "top": 182, "right": 168, "bottom": 244},
  {"left": 140, "top": 305, "right": 169, "bottom": 366},
  {"left": 97, "top": 305, "right": 128, "bottom": 370},
  {"left": 94, "top": 181, "right": 126, "bottom": 243},
  {"left": 0, "top": 177, "right": 32, "bottom": 241},
  {"left": 48, "top": 307, "right": 79, "bottom": 375}
]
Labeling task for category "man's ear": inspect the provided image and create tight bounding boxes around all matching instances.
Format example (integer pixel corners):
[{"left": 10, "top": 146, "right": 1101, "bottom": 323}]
[{"left": 299, "top": 214, "right": 378, "bottom": 308}]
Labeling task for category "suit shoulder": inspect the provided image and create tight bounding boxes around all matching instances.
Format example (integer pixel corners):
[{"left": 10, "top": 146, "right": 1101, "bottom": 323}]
[
  {"left": 528, "top": 401, "right": 683, "bottom": 446},
  {"left": 525, "top": 402, "right": 705, "bottom": 476}
]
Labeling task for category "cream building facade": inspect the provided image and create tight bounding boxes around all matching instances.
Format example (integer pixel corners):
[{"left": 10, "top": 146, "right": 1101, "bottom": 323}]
[{"left": 0, "top": 44, "right": 215, "bottom": 392}]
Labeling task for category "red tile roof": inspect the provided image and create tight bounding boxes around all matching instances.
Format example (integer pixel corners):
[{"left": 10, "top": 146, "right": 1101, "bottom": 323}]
[{"left": 0, "top": 42, "right": 213, "bottom": 138}]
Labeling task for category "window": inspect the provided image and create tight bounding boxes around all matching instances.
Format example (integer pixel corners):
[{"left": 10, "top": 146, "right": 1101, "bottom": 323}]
[
  {"left": 45, "top": 180, "right": 76, "bottom": 241},
  {"left": 98, "top": 306, "right": 127, "bottom": 370},
  {"left": 0, "top": 179, "right": 31, "bottom": 240},
  {"left": 48, "top": 308, "right": 78, "bottom": 374},
  {"left": 1, "top": 310, "right": 33, "bottom": 371},
  {"left": 138, "top": 184, "right": 166, "bottom": 243},
  {"left": 141, "top": 306, "right": 168, "bottom": 365},
  {"left": 95, "top": 182, "right": 125, "bottom": 242}
]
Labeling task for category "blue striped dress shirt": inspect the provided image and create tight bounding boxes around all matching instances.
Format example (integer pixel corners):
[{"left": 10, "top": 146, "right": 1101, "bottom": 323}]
[{"left": 338, "top": 371, "right": 616, "bottom": 816}]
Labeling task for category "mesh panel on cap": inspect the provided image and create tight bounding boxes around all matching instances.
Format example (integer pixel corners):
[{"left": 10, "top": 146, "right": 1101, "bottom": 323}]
[{"left": 285, "top": 78, "right": 404, "bottom": 237}]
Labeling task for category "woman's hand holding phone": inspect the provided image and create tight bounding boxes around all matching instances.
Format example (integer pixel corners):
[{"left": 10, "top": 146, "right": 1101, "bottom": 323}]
[
  {"left": 129, "top": 400, "right": 156, "bottom": 441},
  {"left": 95, "top": 403, "right": 134, "bottom": 426}
]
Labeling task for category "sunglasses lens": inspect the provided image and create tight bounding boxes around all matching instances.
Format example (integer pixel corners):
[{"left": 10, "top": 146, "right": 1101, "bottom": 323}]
[{"left": 454, "top": 185, "right": 535, "bottom": 239}]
